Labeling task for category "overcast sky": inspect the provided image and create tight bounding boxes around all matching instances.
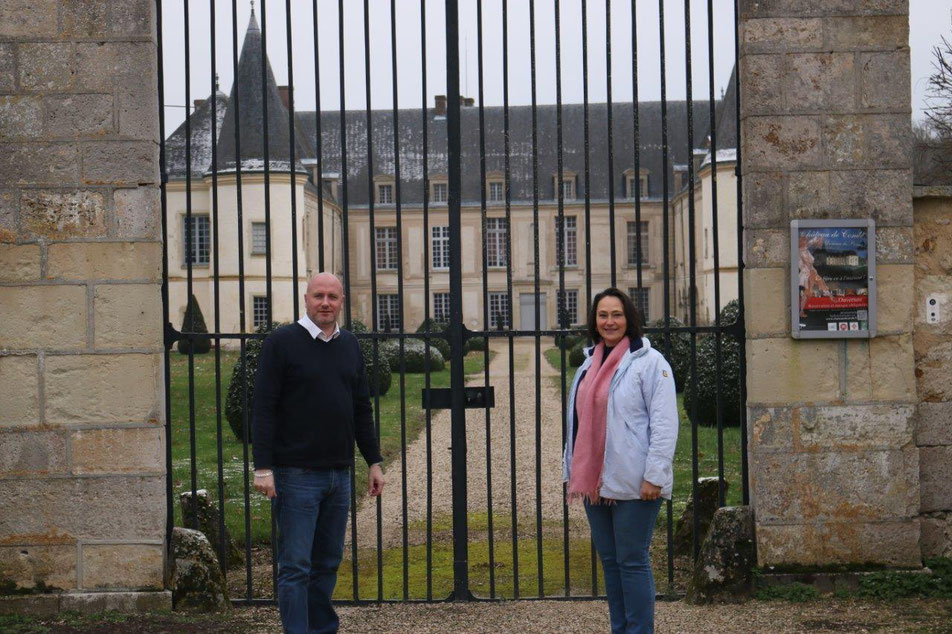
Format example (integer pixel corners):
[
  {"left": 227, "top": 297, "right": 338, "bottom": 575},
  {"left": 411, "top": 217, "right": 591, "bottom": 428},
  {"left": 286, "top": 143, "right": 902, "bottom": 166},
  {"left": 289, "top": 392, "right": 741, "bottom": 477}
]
[{"left": 160, "top": 0, "right": 952, "bottom": 133}]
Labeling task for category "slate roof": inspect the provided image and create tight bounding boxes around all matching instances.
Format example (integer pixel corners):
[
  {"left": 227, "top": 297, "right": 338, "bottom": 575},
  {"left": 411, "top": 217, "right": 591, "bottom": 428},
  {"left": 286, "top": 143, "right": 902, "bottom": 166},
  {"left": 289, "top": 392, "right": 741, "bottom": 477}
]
[{"left": 164, "top": 90, "right": 228, "bottom": 179}]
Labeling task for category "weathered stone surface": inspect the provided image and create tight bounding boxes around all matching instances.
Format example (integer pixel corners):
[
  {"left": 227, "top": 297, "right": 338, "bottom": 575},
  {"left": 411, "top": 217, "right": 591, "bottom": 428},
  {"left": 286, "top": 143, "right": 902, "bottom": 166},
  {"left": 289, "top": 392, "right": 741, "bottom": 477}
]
[
  {"left": 0, "top": 594, "right": 60, "bottom": 617},
  {"left": 744, "top": 117, "right": 823, "bottom": 171},
  {"left": 72, "top": 427, "right": 163, "bottom": 475},
  {"left": 742, "top": 18, "right": 824, "bottom": 53},
  {"left": 60, "top": 1, "right": 153, "bottom": 38},
  {"left": 822, "top": 115, "right": 865, "bottom": 167},
  {"left": 913, "top": 339, "right": 952, "bottom": 403},
  {"left": 170, "top": 528, "right": 230, "bottom": 613},
  {"left": 740, "top": 55, "right": 784, "bottom": 114},
  {"left": 673, "top": 478, "right": 730, "bottom": 557},
  {"left": 786, "top": 171, "right": 831, "bottom": 218},
  {"left": 920, "top": 512, "right": 952, "bottom": 559},
  {"left": 0, "top": 286, "right": 87, "bottom": 350},
  {"left": 876, "top": 226, "right": 914, "bottom": 264},
  {"left": 829, "top": 169, "right": 912, "bottom": 225},
  {"left": 876, "top": 265, "right": 914, "bottom": 333},
  {"left": 57, "top": 591, "right": 171, "bottom": 615},
  {"left": 861, "top": 51, "right": 910, "bottom": 110},
  {"left": 20, "top": 190, "right": 106, "bottom": 239},
  {"left": 797, "top": 404, "right": 916, "bottom": 450},
  {"left": 917, "top": 402, "right": 952, "bottom": 447},
  {"left": 75, "top": 43, "right": 154, "bottom": 93},
  {"left": 914, "top": 202, "right": 952, "bottom": 275},
  {"left": 0, "top": 44, "right": 16, "bottom": 93},
  {"left": 0, "top": 476, "right": 165, "bottom": 541},
  {"left": 82, "top": 141, "right": 158, "bottom": 186},
  {"left": 179, "top": 490, "right": 242, "bottom": 569},
  {"left": 867, "top": 335, "right": 916, "bottom": 402},
  {"left": 114, "top": 187, "right": 160, "bottom": 239},
  {"left": 0, "top": 431, "right": 67, "bottom": 476},
  {"left": 0, "top": 144, "right": 79, "bottom": 187},
  {"left": 740, "top": 0, "right": 906, "bottom": 18},
  {"left": 751, "top": 449, "right": 918, "bottom": 523},
  {"left": 47, "top": 242, "right": 162, "bottom": 281},
  {"left": 94, "top": 284, "right": 163, "bottom": 348},
  {"left": 118, "top": 83, "right": 158, "bottom": 141},
  {"left": 17, "top": 44, "right": 73, "bottom": 91},
  {"left": 82, "top": 544, "right": 163, "bottom": 590},
  {"left": 0, "top": 189, "right": 18, "bottom": 243},
  {"left": 0, "top": 355, "right": 39, "bottom": 427},
  {"left": 920, "top": 446, "right": 952, "bottom": 512},
  {"left": 824, "top": 15, "right": 908, "bottom": 50},
  {"left": 45, "top": 94, "right": 114, "bottom": 138},
  {"left": 786, "top": 53, "right": 854, "bottom": 111},
  {"left": 746, "top": 338, "right": 839, "bottom": 404},
  {"left": 744, "top": 268, "right": 787, "bottom": 337},
  {"left": 0, "top": 244, "right": 41, "bottom": 282},
  {"left": 0, "top": 0, "right": 58, "bottom": 39},
  {"left": 45, "top": 353, "right": 161, "bottom": 425},
  {"left": 0, "top": 96, "right": 43, "bottom": 139},
  {"left": 756, "top": 520, "right": 921, "bottom": 567},
  {"left": 748, "top": 406, "right": 796, "bottom": 452},
  {"left": 685, "top": 506, "right": 755, "bottom": 604},
  {"left": 743, "top": 172, "right": 785, "bottom": 229},
  {"left": 864, "top": 115, "right": 913, "bottom": 170},
  {"left": 0, "top": 544, "right": 75, "bottom": 592},
  {"left": 744, "top": 229, "right": 788, "bottom": 268}
]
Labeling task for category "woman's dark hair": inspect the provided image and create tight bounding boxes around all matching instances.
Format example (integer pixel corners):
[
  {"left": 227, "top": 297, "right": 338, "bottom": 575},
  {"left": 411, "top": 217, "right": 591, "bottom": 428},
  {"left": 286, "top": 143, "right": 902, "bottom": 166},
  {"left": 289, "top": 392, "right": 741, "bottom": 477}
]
[{"left": 587, "top": 287, "right": 643, "bottom": 344}]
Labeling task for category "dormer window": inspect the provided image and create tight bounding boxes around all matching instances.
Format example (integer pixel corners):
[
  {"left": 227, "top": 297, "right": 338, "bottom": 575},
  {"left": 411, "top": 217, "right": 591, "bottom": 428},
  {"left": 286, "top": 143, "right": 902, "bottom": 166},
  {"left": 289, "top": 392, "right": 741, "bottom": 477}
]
[
  {"left": 430, "top": 179, "right": 448, "bottom": 203},
  {"left": 554, "top": 171, "right": 577, "bottom": 201},
  {"left": 624, "top": 168, "right": 650, "bottom": 199},
  {"left": 374, "top": 175, "right": 395, "bottom": 205}
]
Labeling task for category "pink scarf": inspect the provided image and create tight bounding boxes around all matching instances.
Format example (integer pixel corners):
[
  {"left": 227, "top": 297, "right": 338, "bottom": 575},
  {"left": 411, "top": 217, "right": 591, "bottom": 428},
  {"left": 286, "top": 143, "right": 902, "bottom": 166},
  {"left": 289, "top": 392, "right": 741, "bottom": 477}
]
[{"left": 569, "top": 337, "right": 629, "bottom": 504}]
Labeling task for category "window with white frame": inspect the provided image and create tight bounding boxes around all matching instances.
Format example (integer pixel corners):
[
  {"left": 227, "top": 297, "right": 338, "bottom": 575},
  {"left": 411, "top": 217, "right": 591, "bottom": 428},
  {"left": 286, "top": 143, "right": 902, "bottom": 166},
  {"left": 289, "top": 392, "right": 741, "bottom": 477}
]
[
  {"left": 488, "top": 292, "right": 510, "bottom": 329},
  {"left": 488, "top": 180, "right": 504, "bottom": 202},
  {"left": 252, "top": 296, "right": 270, "bottom": 330},
  {"left": 182, "top": 214, "right": 210, "bottom": 266},
  {"left": 628, "top": 287, "right": 650, "bottom": 322},
  {"left": 431, "top": 226, "right": 450, "bottom": 269},
  {"left": 375, "top": 226, "right": 398, "bottom": 270},
  {"left": 376, "top": 294, "right": 401, "bottom": 331},
  {"left": 556, "top": 175, "right": 576, "bottom": 200},
  {"left": 486, "top": 217, "right": 508, "bottom": 267},
  {"left": 251, "top": 222, "right": 267, "bottom": 255},
  {"left": 556, "top": 289, "right": 579, "bottom": 326},
  {"left": 431, "top": 181, "right": 448, "bottom": 203},
  {"left": 627, "top": 221, "right": 649, "bottom": 265},
  {"left": 377, "top": 182, "right": 394, "bottom": 204},
  {"left": 433, "top": 292, "right": 450, "bottom": 323},
  {"left": 555, "top": 215, "right": 577, "bottom": 266}
]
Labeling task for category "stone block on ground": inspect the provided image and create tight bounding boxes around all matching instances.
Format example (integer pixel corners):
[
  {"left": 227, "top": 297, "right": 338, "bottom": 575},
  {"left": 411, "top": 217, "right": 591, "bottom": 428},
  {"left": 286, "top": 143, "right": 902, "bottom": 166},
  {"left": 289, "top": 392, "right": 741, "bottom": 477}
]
[
  {"left": 685, "top": 506, "right": 756, "bottom": 604},
  {"left": 169, "top": 528, "right": 229, "bottom": 613},
  {"left": 179, "top": 489, "right": 242, "bottom": 570},
  {"left": 673, "top": 477, "right": 729, "bottom": 557}
]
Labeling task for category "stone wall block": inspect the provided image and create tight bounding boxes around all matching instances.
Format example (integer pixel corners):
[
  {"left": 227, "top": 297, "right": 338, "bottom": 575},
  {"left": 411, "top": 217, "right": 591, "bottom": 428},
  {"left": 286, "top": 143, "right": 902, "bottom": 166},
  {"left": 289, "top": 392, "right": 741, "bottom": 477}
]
[
  {"left": 920, "top": 446, "right": 952, "bottom": 512},
  {"left": 0, "top": 476, "right": 165, "bottom": 542},
  {"left": 785, "top": 170, "right": 831, "bottom": 218},
  {"left": 0, "top": 244, "right": 41, "bottom": 282},
  {"left": 0, "top": 355, "right": 39, "bottom": 427},
  {"left": 747, "top": 406, "right": 795, "bottom": 452},
  {"left": 914, "top": 205, "right": 952, "bottom": 275},
  {"left": 797, "top": 404, "right": 916, "bottom": 450},
  {"left": 876, "top": 226, "right": 914, "bottom": 264},
  {"left": 756, "top": 520, "right": 920, "bottom": 568},
  {"left": 20, "top": 190, "right": 107, "bottom": 239},
  {"left": 744, "top": 268, "right": 787, "bottom": 337},
  {"left": 94, "top": 284, "right": 163, "bottom": 349},
  {"left": 786, "top": 53, "right": 855, "bottom": 111},
  {"left": 864, "top": 115, "right": 912, "bottom": 169},
  {"left": 0, "top": 144, "right": 79, "bottom": 187},
  {"left": 45, "top": 354, "right": 161, "bottom": 425},
  {"left": 743, "top": 172, "right": 785, "bottom": 228},
  {"left": 81, "top": 544, "right": 163, "bottom": 591},
  {"left": 114, "top": 188, "right": 159, "bottom": 239},
  {"left": 861, "top": 51, "right": 910, "bottom": 110},
  {"left": 0, "top": 96, "right": 43, "bottom": 139},
  {"left": 917, "top": 402, "right": 952, "bottom": 447},
  {"left": 824, "top": 16, "right": 908, "bottom": 50},
  {"left": 0, "top": 545, "right": 76, "bottom": 592},
  {"left": 829, "top": 169, "right": 912, "bottom": 225},
  {"left": 744, "top": 229, "right": 788, "bottom": 268},
  {"left": 747, "top": 338, "right": 839, "bottom": 404},
  {"left": 61, "top": 2, "right": 153, "bottom": 39},
  {"left": 740, "top": 54, "right": 784, "bottom": 114},
  {"left": 72, "top": 427, "right": 163, "bottom": 475},
  {"left": 82, "top": 142, "right": 158, "bottom": 186},
  {"left": 0, "top": 44, "right": 15, "bottom": 94},
  {"left": 743, "top": 117, "right": 823, "bottom": 171},
  {"left": 741, "top": 18, "right": 824, "bottom": 53},
  {"left": 75, "top": 43, "right": 155, "bottom": 93},
  {"left": 821, "top": 115, "right": 866, "bottom": 166},
  {"left": 17, "top": 44, "right": 73, "bottom": 92},
  {"left": 0, "top": 286, "right": 87, "bottom": 350},
  {"left": 0, "top": 431, "right": 67, "bottom": 476},
  {"left": 118, "top": 84, "right": 158, "bottom": 141},
  {"left": 45, "top": 94, "right": 114, "bottom": 139},
  {"left": 916, "top": 336, "right": 952, "bottom": 403},
  {"left": 869, "top": 335, "right": 917, "bottom": 401},
  {"left": 921, "top": 513, "right": 952, "bottom": 559},
  {"left": 876, "top": 264, "right": 914, "bottom": 333},
  {"left": 47, "top": 242, "right": 161, "bottom": 281},
  {"left": 740, "top": 0, "right": 906, "bottom": 19},
  {"left": 0, "top": 0, "right": 58, "bottom": 39}
]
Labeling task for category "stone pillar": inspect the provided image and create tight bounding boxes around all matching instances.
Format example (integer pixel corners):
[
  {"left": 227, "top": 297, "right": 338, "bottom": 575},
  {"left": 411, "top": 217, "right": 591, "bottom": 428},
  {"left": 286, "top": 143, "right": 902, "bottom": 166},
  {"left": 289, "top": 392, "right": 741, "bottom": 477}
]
[
  {"left": 0, "top": 0, "right": 168, "bottom": 609},
  {"left": 740, "top": 1, "right": 920, "bottom": 567}
]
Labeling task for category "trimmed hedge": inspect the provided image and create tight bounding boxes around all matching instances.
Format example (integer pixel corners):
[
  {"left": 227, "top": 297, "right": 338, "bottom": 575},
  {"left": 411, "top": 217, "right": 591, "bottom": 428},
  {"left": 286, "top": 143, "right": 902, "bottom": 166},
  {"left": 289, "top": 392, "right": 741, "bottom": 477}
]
[
  {"left": 415, "top": 318, "right": 451, "bottom": 360},
  {"left": 177, "top": 294, "right": 211, "bottom": 355},
  {"left": 225, "top": 321, "right": 283, "bottom": 443},
  {"left": 351, "top": 320, "right": 393, "bottom": 396},
  {"left": 682, "top": 300, "right": 742, "bottom": 427},
  {"left": 644, "top": 316, "right": 691, "bottom": 392},
  {"left": 379, "top": 338, "right": 445, "bottom": 373}
]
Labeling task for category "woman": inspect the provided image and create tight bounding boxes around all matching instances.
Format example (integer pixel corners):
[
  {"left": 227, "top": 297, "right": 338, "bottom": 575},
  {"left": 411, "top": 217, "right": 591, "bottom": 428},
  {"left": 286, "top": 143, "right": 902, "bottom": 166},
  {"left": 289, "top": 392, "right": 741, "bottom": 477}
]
[{"left": 563, "top": 288, "right": 679, "bottom": 634}]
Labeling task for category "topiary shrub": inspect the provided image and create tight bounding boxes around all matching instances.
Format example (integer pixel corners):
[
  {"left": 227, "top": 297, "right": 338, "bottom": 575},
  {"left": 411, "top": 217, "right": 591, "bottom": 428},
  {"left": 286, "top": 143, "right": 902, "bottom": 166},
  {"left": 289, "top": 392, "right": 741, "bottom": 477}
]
[
  {"left": 380, "top": 338, "right": 445, "bottom": 373},
  {"left": 464, "top": 335, "right": 487, "bottom": 355},
  {"left": 568, "top": 341, "right": 587, "bottom": 367},
  {"left": 415, "top": 318, "right": 451, "bottom": 360},
  {"left": 225, "top": 321, "right": 283, "bottom": 443},
  {"left": 554, "top": 332, "right": 586, "bottom": 351},
  {"left": 682, "top": 300, "right": 742, "bottom": 427},
  {"left": 349, "top": 320, "right": 392, "bottom": 396},
  {"left": 645, "top": 316, "right": 691, "bottom": 392},
  {"left": 177, "top": 294, "right": 211, "bottom": 355}
]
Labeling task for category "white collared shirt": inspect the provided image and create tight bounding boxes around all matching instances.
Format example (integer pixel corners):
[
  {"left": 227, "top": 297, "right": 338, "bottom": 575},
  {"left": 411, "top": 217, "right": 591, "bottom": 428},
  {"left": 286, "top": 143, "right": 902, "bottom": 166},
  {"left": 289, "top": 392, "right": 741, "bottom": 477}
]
[{"left": 298, "top": 316, "right": 340, "bottom": 342}]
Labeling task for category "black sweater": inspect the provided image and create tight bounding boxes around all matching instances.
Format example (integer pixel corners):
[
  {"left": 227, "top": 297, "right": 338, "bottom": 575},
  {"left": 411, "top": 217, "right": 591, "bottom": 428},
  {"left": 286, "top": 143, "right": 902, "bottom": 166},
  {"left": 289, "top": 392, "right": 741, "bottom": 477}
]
[{"left": 251, "top": 323, "right": 383, "bottom": 470}]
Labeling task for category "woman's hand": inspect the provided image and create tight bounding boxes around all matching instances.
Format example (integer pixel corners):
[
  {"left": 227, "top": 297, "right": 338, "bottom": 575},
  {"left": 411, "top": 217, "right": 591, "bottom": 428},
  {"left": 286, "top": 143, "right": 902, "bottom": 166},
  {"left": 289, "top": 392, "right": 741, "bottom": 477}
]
[{"left": 640, "top": 480, "right": 662, "bottom": 501}]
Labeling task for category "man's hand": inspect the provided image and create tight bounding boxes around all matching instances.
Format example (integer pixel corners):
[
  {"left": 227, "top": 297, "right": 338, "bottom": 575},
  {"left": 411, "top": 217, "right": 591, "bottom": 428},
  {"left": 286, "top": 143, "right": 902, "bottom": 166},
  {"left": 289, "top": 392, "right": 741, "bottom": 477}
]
[
  {"left": 368, "top": 463, "right": 385, "bottom": 497},
  {"left": 254, "top": 469, "right": 276, "bottom": 499},
  {"left": 640, "top": 480, "right": 662, "bottom": 501}
]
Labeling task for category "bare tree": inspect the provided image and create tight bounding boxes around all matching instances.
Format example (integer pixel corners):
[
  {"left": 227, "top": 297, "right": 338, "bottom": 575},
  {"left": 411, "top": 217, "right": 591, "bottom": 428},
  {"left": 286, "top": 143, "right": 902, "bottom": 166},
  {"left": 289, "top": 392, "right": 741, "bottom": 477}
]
[{"left": 920, "top": 18, "right": 952, "bottom": 184}]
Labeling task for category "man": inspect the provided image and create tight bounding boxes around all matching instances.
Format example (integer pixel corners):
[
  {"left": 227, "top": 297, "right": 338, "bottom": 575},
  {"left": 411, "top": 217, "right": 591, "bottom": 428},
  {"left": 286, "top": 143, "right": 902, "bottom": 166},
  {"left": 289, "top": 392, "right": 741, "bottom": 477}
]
[{"left": 252, "top": 272, "right": 385, "bottom": 634}]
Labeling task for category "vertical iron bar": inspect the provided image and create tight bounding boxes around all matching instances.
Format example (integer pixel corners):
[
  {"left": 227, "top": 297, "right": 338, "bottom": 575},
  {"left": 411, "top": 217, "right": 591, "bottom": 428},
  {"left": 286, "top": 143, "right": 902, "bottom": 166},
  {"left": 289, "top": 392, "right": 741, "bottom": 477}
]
[
  {"left": 605, "top": 0, "right": 616, "bottom": 287},
  {"left": 632, "top": 0, "right": 642, "bottom": 293},
  {"left": 312, "top": 0, "right": 325, "bottom": 271},
  {"left": 261, "top": 0, "right": 273, "bottom": 323},
  {"left": 734, "top": 0, "right": 749, "bottom": 506},
  {"left": 286, "top": 0, "right": 299, "bottom": 319}
]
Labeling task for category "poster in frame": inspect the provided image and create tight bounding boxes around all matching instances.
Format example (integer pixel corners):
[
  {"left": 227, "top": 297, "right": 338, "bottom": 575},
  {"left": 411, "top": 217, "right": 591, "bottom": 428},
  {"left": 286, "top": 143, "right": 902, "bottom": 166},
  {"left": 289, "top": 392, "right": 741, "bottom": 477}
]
[{"left": 790, "top": 219, "right": 877, "bottom": 339}]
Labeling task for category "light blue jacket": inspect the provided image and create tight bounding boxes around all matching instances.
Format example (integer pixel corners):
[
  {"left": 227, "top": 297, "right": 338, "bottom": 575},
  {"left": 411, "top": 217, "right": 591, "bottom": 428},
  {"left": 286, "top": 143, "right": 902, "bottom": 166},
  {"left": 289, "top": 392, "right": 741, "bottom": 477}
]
[{"left": 562, "top": 337, "right": 679, "bottom": 500}]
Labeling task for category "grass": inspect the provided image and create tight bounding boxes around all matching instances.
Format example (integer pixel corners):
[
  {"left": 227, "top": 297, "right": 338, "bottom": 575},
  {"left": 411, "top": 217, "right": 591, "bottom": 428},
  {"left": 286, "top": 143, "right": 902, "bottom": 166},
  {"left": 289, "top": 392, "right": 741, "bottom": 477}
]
[{"left": 169, "top": 348, "right": 487, "bottom": 547}]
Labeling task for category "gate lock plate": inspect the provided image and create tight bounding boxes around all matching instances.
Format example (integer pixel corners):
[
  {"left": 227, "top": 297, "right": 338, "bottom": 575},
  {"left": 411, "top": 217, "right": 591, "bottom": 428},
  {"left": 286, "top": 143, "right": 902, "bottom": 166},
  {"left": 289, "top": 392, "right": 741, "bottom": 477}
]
[{"left": 422, "top": 386, "right": 495, "bottom": 410}]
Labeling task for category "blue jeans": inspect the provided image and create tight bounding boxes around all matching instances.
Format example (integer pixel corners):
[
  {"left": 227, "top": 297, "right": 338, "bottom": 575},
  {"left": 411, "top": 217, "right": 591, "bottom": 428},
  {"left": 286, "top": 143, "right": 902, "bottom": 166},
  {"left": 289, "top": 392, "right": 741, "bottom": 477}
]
[
  {"left": 585, "top": 498, "right": 663, "bottom": 634},
  {"left": 274, "top": 466, "right": 351, "bottom": 634}
]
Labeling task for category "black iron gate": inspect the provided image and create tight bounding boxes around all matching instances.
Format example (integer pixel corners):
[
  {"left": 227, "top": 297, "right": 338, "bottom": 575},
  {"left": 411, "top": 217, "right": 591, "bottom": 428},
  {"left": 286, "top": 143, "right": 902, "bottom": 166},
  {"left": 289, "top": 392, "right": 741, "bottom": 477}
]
[{"left": 159, "top": 0, "right": 747, "bottom": 605}]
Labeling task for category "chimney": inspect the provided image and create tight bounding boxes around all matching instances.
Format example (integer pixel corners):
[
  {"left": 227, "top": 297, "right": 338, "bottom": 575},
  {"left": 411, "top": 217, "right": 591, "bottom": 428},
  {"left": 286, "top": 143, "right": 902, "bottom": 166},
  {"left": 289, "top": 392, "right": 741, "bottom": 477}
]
[
  {"left": 278, "top": 85, "right": 291, "bottom": 110},
  {"left": 434, "top": 95, "right": 446, "bottom": 116},
  {"left": 463, "top": 97, "right": 475, "bottom": 107},
  {"left": 193, "top": 98, "right": 206, "bottom": 111}
]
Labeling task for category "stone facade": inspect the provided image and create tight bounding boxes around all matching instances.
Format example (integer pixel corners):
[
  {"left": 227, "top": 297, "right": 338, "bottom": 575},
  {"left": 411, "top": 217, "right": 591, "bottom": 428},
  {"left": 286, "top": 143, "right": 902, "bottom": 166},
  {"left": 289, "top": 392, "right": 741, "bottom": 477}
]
[
  {"left": 740, "top": 1, "right": 921, "bottom": 567},
  {"left": 0, "top": 0, "right": 167, "bottom": 603}
]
